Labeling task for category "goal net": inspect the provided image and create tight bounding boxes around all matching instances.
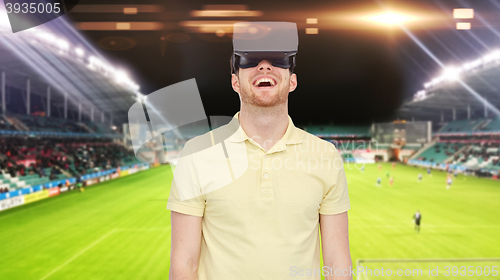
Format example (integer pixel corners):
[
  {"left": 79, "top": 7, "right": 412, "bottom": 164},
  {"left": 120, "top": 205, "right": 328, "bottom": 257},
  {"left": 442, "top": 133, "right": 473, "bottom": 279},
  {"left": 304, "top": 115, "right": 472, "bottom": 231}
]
[{"left": 355, "top": 258, "right": 500, "bottom": 280}]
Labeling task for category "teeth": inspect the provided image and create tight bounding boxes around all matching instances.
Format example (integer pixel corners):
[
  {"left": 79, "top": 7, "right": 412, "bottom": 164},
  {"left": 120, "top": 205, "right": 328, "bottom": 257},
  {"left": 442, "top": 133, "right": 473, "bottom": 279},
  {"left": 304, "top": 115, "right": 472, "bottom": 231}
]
[{"left": 254, "top": 77, "right": 276, "bottom": 86}]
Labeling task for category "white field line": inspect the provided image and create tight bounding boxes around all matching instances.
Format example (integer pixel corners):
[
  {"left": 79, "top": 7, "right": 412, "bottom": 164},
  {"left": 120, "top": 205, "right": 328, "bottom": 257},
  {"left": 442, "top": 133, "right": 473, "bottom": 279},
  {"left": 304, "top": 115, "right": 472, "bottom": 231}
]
[
  {"left": 116, "top": 227, "right": 171, "bottom": 231},
  {"left": 0, "top": 195, "right": 75, "bottom": 221},
  {"left": 351, "top": 224, "right": 500, "bottom": 228},
  {"left": 38, "top": 229, "right": 118, "bottom": 280}
]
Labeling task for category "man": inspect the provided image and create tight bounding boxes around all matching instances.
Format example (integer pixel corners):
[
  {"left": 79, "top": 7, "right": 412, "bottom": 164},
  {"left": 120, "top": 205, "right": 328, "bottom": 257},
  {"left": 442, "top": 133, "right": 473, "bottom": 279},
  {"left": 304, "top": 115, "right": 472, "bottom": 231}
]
[
  {"left": 418, "top": 173, "right": 422, "bottom": 183},
  {"left": 413, "top": 210, "right": 422, "bottom": 233},
  {"left": 167, "top": 22, "right": 351, "bottom": 280},
  {"left": 446, "top": 175, "right": 452, "bottom": 190}
]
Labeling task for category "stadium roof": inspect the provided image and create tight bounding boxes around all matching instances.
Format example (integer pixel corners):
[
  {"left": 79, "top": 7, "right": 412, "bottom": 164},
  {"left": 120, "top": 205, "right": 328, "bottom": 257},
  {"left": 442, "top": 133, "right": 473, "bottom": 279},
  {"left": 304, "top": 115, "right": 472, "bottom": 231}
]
[
  {"left": 399, "top": 54, "right": 500, "bottom": 121},
  {"left": 4, "top": 1, "right": 500, "bottom": 124},
  {"left": 0, "top": 9, "right": 143, "bottom": 122}
]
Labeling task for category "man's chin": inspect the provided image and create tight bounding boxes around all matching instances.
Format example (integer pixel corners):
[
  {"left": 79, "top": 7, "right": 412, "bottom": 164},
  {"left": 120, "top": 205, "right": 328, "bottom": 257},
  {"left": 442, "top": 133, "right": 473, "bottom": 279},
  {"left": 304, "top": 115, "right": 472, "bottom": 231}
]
[{"left": 248, "top": 97, "right": 285, "bottom": 107}]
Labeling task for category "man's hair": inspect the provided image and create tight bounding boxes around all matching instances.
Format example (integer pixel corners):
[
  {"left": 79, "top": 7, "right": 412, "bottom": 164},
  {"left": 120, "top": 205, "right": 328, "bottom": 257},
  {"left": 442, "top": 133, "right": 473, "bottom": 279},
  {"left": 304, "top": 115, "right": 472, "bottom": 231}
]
[
  {"left": 230, "top": 55, "right": 293, "bottom": 76},
  {"left": 230, "top": 55, "right": 239, "bottom": 76}
]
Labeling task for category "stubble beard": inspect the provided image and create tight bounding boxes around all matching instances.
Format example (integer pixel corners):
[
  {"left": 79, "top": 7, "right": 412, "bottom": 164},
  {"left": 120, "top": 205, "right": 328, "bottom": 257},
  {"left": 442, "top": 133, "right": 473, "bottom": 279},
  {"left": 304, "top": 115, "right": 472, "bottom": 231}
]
[{"left": 239, "top": 78, "right": 290, "bottom": 108}]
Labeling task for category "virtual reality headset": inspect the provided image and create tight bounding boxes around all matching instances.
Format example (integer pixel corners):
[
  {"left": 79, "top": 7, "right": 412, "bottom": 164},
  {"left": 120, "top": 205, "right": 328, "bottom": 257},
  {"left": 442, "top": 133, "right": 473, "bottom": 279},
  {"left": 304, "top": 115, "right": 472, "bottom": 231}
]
[{"left": 232, "top": 22, "right": 298, "bottom": 73}]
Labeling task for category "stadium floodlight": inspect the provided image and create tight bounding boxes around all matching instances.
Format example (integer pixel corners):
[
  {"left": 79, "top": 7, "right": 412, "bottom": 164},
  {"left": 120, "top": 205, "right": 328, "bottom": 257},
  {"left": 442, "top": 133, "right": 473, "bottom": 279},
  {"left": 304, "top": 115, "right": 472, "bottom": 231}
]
[
  {"left": 114, "top": 70, "right": 128, "bottom": 84},
  {"left": 36, "top": 32, "right": 56, "bottom": 43},
  {"left": 482, "top": 50, "right": 500, "bottom": 64},
  {"left": 366, "top": 12, "right": 415, "bottom": 25},
  {"left": 414, "top": 90, "right": 426, "bottom": 101},
  {"left": 75, "top": 48, "right": 85, "bottom": 57},
  {"left": 56, "top": 39, "right": 69, "bottom": 51},
  {"left": 0, "top": 7, "right": 9, "bottom": 29},
  {"left": 443, "top": 67, "right": 462, "bottom": 81}
]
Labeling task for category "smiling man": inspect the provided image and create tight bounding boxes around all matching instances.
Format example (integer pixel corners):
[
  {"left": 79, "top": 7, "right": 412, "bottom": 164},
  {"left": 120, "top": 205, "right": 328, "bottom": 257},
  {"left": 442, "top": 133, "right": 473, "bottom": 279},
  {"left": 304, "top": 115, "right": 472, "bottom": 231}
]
[{"left": 167, "top": 22, "right": 352, "bottom": 280}]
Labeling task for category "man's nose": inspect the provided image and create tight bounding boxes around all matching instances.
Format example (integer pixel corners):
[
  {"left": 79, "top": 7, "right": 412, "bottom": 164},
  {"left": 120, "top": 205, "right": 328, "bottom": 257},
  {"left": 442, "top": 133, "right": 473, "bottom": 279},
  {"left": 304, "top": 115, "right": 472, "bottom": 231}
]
[{"left": 257, "top": 60, "right": 273, "bottom": 71}]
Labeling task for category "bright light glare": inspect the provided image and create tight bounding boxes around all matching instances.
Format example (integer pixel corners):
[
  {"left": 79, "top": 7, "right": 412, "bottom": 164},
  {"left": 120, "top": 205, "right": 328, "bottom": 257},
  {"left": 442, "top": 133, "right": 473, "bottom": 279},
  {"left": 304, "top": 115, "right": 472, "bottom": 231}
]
[
  {"left": 0, "top": 8, "right": 9, "bottom": 28},
  {"left": 367, "top": 12, "right": 414, "bottom": 25},
  {"left": 443, "top": 67, "right": 462, "bottom": 80},
  {"left": 56, "top": 39, "right": 69, "bottom": 50},
  {"left": 75, "top": 48, "right": 85, "bottom": 57}
]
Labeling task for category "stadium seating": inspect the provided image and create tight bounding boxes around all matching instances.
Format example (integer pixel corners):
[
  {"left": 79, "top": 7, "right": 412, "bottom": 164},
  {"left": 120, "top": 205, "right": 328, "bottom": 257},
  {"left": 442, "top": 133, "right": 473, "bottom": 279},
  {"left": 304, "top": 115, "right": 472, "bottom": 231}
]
[
  {"left": 340, "top": 153, "right": 355, "bottom": 163},
  {"left": 438, "top": 119, "right": 485, "bottom": 133},
  {"left": 14, "top": 115, "right": 87, "bottom": 133},
  {"left": 479, "top": 117, "right": 500, "bottom": 132},
  {"left": 0, "top": 114, "right": 121, "bottom": 137},
  {"left": 415, "top": 142, "right": 465, "bottom": 163},
  {"left": 0, "top": 138, "right": 137, "bottom": 191},
  {"left": 303, "top": 125, "right": 370, "bottom": 137},
  {"left": 84, "top": 121, "right": 117, "bottom": 134},
  {"left": 0, "top": 116, "right": 14, "bottom": 130},
  {"left": 450, "top": 143, "right": 500, "bottom": 170}
]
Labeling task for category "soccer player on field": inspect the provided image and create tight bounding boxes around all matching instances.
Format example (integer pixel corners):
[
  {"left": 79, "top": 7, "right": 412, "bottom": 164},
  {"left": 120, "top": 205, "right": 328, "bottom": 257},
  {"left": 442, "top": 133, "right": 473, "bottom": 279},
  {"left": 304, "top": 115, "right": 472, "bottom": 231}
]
[
  {"left": 427, "top": 167, "right": 431, "bottom": 176},
  {"left": 446, "top": 176, "right": 452, "bottom": 189},
  {"left": 413, "top": 210, "right": 422, "bottom": 233},
  {"left": 389, "top": 177, "right": 394, "bottom": 187},
  {"left": 361, "top": 165, "right": 365, "bottom": 173},
  {"left": 376, "top": 177, "right": 381, "bottom": 187},
  {"left": 418, "top": 173, "right": 422, "bottom": 183}
]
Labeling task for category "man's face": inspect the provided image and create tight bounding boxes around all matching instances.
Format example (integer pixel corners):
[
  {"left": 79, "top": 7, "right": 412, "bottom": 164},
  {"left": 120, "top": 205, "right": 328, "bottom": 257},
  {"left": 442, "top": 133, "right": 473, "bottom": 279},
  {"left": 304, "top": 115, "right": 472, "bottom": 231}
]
[{"left": 231, "top": 60, "right": 297, "bottom": 107}]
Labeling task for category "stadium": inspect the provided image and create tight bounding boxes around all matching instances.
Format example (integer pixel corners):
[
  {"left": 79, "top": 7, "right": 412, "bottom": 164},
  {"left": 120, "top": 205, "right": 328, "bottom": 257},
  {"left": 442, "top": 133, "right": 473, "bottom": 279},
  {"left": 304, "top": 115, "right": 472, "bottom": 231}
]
[{"left": 1, "top": 1, "right": 499, "bottom": 279}]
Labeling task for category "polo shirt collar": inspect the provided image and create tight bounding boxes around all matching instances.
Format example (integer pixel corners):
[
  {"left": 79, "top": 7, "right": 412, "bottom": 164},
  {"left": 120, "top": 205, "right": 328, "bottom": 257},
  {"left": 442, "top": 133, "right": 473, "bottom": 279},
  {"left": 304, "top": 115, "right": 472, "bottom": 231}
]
[{"left": 227, "top": 112, "right": 303, "bottom": 146}]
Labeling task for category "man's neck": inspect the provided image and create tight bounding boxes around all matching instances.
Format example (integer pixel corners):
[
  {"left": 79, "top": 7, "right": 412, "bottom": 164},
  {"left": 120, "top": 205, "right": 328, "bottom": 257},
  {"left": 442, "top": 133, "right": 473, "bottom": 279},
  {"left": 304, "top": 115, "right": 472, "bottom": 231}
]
[{"left": 239, "top": 103, "right": 289, "bottom": 152}]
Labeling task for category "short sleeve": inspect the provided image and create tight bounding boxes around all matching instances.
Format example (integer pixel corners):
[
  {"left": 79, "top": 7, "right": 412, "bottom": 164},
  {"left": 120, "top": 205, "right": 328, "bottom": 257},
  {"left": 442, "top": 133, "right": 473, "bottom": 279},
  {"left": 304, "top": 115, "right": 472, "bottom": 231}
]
[
  {"left": 167, "top": 177, "right": 206, "bottom": 217},
  {"left": 166, "top": 142, "right": 206, "bottom": 217},
  {"left": 319, "top": 149, "right": 350, "bottom": 215}
]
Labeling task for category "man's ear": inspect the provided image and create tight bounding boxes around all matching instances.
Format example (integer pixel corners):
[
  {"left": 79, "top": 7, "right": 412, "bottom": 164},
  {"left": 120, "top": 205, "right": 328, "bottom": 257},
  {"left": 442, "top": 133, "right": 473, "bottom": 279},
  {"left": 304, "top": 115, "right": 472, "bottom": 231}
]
[
  {"left": 289, "top": 73, "right": 297, "bottom": 92},
  {"left": 231, "top": 73, "right": 240, "bottom": 93}
]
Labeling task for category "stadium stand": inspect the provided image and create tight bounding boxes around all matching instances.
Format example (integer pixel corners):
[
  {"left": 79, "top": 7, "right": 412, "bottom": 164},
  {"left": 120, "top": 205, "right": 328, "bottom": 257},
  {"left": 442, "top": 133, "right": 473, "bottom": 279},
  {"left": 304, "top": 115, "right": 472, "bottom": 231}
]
[
  {"left": 14, "top": 115, "right": 87, "bottom": 133},
  {"left": 449, "top": 143, "right": 500, "bottom": 171},
  {"left": 0, "top": 138, "right": 137, "bottom": 192},
  {"left": 414, "top": 142, "right": 465, "bottom": 163},
  {"left": 437, "top": 119, "right": 485, "bottom": 133},
  {"left": 478, "top": 117, "right": 500, "bottom": 132},
  {"left": 0, "top": 116, "right": 14, "bottom": 130},
  {"left": 0, "top": 114, "right": 121, "bottom": 138},
  {"left": 85, "top": 121, "right": 117, "bottom": 134},
  {"left": 303, "top": 125, "right": 370, "bottom": 137}
]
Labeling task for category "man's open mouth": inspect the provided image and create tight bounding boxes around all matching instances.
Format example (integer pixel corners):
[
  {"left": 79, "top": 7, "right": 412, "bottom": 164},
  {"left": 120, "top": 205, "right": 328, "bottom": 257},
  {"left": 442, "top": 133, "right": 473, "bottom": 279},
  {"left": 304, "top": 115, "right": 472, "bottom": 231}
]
[{"left": 253, "top": 77, "right": 277, "bottom": 88}]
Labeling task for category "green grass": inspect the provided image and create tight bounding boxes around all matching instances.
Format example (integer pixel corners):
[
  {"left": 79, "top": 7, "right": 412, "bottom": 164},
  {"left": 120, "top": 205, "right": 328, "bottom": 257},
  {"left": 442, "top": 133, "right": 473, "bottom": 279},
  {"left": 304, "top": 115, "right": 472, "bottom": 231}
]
[{"left": 0, "top": 163, "right": 499, "bottom": 279}]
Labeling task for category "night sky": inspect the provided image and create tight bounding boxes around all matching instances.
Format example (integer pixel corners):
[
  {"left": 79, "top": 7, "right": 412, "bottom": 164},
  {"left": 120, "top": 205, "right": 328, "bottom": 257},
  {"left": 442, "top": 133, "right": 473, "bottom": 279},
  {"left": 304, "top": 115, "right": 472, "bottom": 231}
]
[{"left": 63, "top": 0, "right": 500, "bottom": 125}]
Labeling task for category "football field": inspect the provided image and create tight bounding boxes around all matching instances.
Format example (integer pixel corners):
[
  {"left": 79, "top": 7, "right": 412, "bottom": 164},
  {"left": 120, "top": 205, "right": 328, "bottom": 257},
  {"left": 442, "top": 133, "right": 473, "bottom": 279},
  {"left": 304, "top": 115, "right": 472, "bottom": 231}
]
[{"left": 0, "top": 163, "right": 499, "bottom": 279}]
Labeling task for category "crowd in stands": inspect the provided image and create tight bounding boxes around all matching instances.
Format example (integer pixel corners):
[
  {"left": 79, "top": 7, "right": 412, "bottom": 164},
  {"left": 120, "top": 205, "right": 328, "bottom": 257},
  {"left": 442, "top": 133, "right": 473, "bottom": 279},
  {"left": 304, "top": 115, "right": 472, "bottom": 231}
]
[
  {"left": 0, "top": 138, "right": 136, "bottom": 193},
  {"left": 414, "top": 135, "right": 500, "bottom": 172},
  {"left": 450, "top": 141, "right": 500, "bottom": 170}
]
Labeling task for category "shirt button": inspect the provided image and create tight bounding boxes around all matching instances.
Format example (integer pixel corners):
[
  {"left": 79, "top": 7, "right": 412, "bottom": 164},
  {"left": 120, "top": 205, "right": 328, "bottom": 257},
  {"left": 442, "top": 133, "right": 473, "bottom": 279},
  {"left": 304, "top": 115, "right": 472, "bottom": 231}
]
[{"left": 263, "top": 173, "right": 269, "bottom": 179}]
